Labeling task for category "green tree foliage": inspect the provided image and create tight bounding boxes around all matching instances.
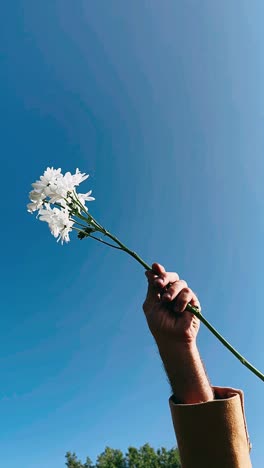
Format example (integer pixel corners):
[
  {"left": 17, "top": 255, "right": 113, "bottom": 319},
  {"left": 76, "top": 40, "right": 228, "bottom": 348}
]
[
  {"left": 156, "top": 447, "right": 181, "bottom": 467},
  {"left": 65, "top": 445, "right": 181, "bottom": 468},
  {"left": 65, "top": 451, "right": 93, "bottom": 468},
  {"left": 96, "top": 447, "right": 126, "bottom": 468},
  {"left": 127, "top": 444, "right": 159, "bottom": 467}
]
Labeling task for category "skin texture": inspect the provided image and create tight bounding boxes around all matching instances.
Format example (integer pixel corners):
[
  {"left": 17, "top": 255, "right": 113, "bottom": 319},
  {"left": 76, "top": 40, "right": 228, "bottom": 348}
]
[{"left": 143, "top": 263, "right": 214, "bottom": 404}]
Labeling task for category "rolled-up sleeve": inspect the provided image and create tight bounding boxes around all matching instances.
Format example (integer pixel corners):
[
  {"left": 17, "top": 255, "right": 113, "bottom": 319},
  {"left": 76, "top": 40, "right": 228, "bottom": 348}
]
[{"left": 169, "top": 387, "right": 251, "bottom": 468}]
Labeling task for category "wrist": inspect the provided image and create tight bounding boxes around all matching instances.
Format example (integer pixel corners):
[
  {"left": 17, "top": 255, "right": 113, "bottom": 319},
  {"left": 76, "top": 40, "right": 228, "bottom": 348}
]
[
  {"left": 157, "top": 338, "right": 197, "bottom": 362},
  {"left": 157, "top": 339, "right": 214, "bottom": 404}
]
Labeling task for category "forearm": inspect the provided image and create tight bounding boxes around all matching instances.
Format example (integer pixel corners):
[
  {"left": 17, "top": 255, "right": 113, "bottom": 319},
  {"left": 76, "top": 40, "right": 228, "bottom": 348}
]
[{"left": 158, "top": 340, "right": 214, "bottom": 404}]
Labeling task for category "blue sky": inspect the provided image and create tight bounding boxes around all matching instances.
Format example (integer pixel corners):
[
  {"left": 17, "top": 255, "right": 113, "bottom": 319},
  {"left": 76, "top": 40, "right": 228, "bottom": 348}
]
[{"left": 1, "top": 1, "right": 264, "bottom": 466}]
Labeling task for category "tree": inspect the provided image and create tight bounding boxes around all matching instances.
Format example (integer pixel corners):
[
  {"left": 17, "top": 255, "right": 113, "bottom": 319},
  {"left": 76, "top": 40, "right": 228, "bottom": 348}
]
[
  {"left": 65, "top": 451, "right": 93, "bottom": 468},
  {"left": 167, "top": 447, "right": 181, "bottom": 467},
  {"left": 126, "top": 446, "right": 142, "bottom": 467},
  {"left": 126, "top": 444, "right": 159, "bottom": 467},
  {"left": 65, "top": 444, "right": 181, "bottom": 467},
  {"left": 157, "top": 447, "right": 181, "bottom": 467},
  {"left": 95, "top": 447, "right": 126, "bottom": 468}
]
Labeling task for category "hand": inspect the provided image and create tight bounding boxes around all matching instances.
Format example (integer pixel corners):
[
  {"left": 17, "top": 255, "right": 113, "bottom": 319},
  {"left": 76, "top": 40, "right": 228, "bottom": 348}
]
[
  {"left": 143, "top": 263, "right": 213, "bottom": 403},
  {"left": 143, "top": 262, "right": 201, "bottom": 347}
]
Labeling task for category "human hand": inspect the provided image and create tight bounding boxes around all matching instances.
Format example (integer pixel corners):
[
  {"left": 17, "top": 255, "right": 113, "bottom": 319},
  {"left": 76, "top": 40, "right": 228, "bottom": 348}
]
[{"left": 143, "top": 262, "right": 201, "bottom": 348}]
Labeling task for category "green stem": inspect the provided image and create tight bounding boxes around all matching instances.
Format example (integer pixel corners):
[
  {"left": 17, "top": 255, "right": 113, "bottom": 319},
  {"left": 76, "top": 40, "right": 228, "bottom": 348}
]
[
  {"left": 71, "top": 191, "right": 91, "bottom": 219},
  {"left": 100, "top": 227, "right": 151, "bottom": 270},
  {"left": 89, "top": 234, "right": 123, "bottom": 250},
  {"left": 70, "top": 219, "right": 87, "bottom": 229},
  {"left": 185, "top": 303, "right": 264, "bottom": 382},
  {"left": 88, "top": 215, "right": 264, "bottom": 383},
  {"left": 72, "top": 224, "right": 123, "bottom": 250},
  {"left": 74, "top": 211, "right": 91, "bottom": 223}
]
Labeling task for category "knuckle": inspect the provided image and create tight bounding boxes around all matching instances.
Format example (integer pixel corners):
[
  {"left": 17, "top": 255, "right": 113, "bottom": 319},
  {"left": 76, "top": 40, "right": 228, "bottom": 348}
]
[
  {"left": 178, "top": 287, "right": 192, "bottom": 300},
  {"left": 179, "top": 279, "right": 188, "bottom": 288}
]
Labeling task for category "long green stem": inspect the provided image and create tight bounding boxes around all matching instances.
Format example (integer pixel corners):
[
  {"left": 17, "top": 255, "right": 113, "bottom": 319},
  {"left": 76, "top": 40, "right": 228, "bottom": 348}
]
[
  {"left": 98, "top": 226, "right": 151, "bottom": 270},
  {"left": 186, "top": 303, "right": 264, "bottom": 381},
  {"left": 70, "top": 219, "right": 87, "bottom": 229},
  {"left": 89, "top": 234, "right": 123, "bottom": 250},
  {"left": 87, "top": 215, "right": 264, "bottom": 382}
]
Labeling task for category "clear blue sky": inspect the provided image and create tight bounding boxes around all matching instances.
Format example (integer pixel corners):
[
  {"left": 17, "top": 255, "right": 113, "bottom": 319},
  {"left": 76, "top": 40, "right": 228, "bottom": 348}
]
[{"left": 1, "top": 1, "right": 264, "bottom": 466}]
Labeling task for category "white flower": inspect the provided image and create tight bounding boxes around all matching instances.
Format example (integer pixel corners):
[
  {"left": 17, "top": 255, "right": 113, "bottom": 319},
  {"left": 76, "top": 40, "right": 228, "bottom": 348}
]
[
  {"left": 39, "top": 205, "right": 74, "bottom": 244},
  {"left": 58, "top": 168, "right": 88, "bottom": 193},
  {"left": 30, "top": 167, "right": 64, "bottom": 205},
  {"left": 32, "top": 167, "right": 63, "bottom": 193},
  {"left": 77, "top": 191, "right": 95, "bottom": 210},
  {"left": 28, "top": 167, "right": 95, "bottom": 243},
  {"left": 43, "top": 168, "right": 89, "bottom": 203},
  {"left": 27, "top": 190, "right": 46, "bottom": 212},
  {"left": 71, "top": 168, "right": 89, "bottom": 186}
]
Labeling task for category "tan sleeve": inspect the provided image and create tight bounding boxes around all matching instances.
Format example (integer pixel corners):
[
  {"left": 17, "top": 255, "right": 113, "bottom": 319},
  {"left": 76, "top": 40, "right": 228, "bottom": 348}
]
[{"left": 169, "top": 387, "right": 252, "bottom": 468}]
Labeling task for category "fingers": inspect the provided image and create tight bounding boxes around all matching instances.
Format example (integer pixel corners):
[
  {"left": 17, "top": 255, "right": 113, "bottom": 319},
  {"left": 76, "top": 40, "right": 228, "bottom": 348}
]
[
  {"left": 152, "top": 262, "right": 200, "bottom": 312},
  {"left": 147, "top": 263, "right": 179, "bottom": 286},
  {"left": 144, "top": 263, "right": 179, "bottom": 303},
  {"left": 172, "top": 287, "right": 200, "bottom": 313},
  {"left": 162, "top": 280, "right": 188, "bottom": 303},
  {"left": 151, "top": 262, "right": 165, "bottom": 275},
  {"left": 146, "top": 270, "right": 179, "bottom": 288},
  {"left": 144, "top": 263, "right": 200, "bottom": 313}
]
